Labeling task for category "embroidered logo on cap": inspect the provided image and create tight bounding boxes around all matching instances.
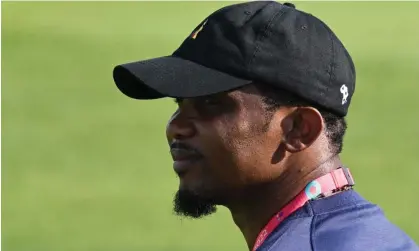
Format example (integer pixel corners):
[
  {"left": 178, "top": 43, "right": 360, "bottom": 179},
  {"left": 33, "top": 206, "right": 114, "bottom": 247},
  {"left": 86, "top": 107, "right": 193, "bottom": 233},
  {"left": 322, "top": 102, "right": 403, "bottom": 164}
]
[
  {"left": 191, "top": 20, "right": 207, "bottom": 39},
  {"left": 340, "top": 84, "right": 349, "bottom": 105}
]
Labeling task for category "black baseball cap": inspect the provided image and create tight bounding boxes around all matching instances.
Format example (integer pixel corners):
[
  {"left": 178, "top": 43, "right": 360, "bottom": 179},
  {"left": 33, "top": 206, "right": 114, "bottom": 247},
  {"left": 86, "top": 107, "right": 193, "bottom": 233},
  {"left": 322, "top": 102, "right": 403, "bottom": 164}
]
[{"left": 113, "top": 1, "right": 355, "bottom": 116}]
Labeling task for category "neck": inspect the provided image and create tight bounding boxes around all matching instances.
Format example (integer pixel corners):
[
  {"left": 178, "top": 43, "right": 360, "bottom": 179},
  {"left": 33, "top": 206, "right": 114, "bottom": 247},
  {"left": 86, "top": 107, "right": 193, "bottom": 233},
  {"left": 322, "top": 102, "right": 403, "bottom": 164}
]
[{"left": 229, "top": 155, "right": 343, "bottom": 251}]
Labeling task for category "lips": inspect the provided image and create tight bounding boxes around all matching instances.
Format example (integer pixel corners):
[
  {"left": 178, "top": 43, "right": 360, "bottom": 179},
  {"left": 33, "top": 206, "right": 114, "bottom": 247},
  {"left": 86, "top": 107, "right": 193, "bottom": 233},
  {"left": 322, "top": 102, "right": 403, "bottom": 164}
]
[
  {"left": 171, "top": 148, "right": 201, "bottom": 161},
  {"left": 170, "top": 147, "right": 203, "bottom": 175}
]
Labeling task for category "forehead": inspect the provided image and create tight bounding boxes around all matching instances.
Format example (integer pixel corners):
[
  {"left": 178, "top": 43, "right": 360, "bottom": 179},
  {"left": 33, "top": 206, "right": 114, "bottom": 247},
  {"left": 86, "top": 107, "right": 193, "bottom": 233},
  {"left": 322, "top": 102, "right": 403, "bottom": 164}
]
[
  {"left": 228, "top": 84, "right": 261, "bottom": 100},
  {"left": 226, "top": 85, "right": 265, "bottom": 110},
  {"left": 216, "top": 84, "right": 264, "bottom": 103},
  {"left": 175, "top": 84, "right": 263, "bottom": 105}
]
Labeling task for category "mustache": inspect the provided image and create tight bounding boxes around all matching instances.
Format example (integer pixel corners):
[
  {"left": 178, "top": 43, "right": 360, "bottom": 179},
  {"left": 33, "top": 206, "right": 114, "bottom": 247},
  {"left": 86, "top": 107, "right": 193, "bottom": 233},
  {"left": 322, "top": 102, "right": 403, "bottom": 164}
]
[{"left": 170, "top": 141, "right": 203, "bottom": 156}]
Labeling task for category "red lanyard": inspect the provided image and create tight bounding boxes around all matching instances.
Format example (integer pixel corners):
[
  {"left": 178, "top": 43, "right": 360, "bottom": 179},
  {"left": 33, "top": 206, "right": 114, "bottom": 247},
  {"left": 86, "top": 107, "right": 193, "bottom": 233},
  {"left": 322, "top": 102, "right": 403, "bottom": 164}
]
[{"left": 252, "top": 167, "right": 355, "bottom": 251}]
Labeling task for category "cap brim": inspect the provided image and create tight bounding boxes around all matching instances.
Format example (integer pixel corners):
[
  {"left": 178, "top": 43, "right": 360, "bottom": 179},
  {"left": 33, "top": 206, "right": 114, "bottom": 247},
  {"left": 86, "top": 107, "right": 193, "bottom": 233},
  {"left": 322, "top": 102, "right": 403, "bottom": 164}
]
[{"left": 113, "top": 56, "right": 251, "bottom": 100}]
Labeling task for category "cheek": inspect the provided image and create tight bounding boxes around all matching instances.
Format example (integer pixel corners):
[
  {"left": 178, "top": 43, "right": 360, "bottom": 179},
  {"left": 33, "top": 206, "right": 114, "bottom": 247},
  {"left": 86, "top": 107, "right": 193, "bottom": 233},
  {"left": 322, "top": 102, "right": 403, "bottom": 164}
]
[
  {"left": 210, "top": 114, "right": 272, "bottom": 185},
  {"left": 228, "top": 135, "right": 271, "bottom": 184},
  {"left": 191, "top": 120, "right": 246, "bottom": 188}
]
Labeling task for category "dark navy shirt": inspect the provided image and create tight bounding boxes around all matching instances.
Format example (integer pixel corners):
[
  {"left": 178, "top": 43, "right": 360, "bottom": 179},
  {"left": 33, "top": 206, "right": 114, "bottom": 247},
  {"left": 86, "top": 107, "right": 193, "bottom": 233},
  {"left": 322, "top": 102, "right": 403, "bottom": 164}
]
[{"left": 258, "top": 190, "right": 419, "bottom": 251}]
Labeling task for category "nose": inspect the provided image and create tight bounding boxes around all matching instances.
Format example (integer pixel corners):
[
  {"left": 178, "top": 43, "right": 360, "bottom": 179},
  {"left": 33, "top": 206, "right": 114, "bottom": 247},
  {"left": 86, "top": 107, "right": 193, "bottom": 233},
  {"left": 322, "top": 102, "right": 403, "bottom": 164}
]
[{"left": 166, "top": 110, "right": 197, "bottom": 141}]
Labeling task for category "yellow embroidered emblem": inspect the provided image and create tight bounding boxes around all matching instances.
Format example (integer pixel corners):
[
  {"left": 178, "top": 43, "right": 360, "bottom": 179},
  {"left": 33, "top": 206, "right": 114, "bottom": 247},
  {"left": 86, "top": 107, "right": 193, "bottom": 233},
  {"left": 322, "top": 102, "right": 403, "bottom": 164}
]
[{"left": 191, "top": 20, "right": 208, "bottom": 39}]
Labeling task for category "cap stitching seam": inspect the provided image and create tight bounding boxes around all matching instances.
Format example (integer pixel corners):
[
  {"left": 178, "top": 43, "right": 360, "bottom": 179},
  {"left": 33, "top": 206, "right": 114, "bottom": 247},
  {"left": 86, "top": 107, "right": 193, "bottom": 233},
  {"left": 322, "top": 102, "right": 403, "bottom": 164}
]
[
  {"left": 327, "top": 26, "right": 335, "bottom": 88},
  {"left": 247, "top": 4, "right": 287, "bottom": 69}
]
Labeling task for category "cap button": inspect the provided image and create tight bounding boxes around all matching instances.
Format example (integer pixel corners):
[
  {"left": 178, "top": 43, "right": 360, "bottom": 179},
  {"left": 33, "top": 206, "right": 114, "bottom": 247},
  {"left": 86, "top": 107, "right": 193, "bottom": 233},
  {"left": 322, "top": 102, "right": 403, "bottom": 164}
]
[{"left": 283, "top": 2, "right": 296, "bottom": 8}]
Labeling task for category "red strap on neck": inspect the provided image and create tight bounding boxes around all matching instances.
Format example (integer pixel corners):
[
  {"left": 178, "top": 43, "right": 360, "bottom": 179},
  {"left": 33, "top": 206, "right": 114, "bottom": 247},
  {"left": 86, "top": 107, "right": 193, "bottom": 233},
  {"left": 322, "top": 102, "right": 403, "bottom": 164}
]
[{"left": 252, "top": 167, "right": 354, "bottom": 251}]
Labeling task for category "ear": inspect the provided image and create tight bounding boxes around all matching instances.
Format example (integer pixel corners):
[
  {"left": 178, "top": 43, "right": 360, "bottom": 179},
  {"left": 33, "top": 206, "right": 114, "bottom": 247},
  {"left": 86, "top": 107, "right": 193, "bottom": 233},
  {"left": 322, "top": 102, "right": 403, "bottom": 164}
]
[{"left": 280, "top": 107, "right": 324, "bottom": 153}]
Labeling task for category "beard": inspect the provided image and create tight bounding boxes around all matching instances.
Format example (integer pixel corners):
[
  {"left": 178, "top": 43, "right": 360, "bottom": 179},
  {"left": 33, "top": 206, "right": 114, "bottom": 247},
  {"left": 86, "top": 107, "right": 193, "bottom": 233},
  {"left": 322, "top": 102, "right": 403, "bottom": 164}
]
[{"left": 173, "top": 189, "right": 217, "bottom": 219}]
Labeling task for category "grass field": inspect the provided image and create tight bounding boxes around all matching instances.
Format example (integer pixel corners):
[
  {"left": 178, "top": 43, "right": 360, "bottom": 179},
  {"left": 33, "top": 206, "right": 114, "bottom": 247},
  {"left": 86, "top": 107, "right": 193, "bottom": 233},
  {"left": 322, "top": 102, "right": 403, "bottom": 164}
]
[{"left": 2, "top": 2, "right": 419, "bottom": 251}]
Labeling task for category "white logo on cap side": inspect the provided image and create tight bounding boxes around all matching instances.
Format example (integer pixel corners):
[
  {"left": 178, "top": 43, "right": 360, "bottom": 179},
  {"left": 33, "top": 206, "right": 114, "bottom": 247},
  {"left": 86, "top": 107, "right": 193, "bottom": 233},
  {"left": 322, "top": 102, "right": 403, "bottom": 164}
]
[{"left": 340, "top": 84, "right": 349, "bottom": 105}]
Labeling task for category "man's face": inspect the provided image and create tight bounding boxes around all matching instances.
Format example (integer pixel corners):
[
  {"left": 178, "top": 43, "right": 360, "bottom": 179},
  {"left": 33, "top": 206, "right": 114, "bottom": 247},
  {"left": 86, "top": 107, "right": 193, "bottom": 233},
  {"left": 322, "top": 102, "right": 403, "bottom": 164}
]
[{"left": 166, "top": 85, "right": 284, "bottom": 218}]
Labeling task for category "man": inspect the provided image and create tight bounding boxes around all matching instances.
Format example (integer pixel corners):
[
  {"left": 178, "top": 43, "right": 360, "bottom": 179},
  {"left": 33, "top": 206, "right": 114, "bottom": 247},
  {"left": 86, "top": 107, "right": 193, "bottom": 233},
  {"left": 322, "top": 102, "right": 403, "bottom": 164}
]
[{"left": 112, "top": 1, "right": 419, "bottom": 250}]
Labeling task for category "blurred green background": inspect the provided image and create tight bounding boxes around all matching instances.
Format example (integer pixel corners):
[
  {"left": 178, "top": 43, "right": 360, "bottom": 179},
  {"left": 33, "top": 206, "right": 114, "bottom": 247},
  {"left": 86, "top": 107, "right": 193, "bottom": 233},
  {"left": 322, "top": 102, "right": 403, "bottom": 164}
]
[{"left": 2, "top": 1, "right": 419, "bottom": 251}]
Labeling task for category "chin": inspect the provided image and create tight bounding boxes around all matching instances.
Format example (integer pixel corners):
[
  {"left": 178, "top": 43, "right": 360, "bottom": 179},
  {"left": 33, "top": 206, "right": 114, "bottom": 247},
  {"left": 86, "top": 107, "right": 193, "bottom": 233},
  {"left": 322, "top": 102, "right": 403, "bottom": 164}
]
[{"left": 173, "top": 189, "right": 217, "bottom": 219}]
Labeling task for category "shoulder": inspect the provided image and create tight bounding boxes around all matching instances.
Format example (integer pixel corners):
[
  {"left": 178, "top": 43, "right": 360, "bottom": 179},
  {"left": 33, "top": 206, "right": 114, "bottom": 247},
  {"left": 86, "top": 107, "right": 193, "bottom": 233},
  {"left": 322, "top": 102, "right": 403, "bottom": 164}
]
[
  {"left": 310, "top": 194, "right": 419, "bottom": 251},
  {"left": 259, "top": 191, "right": 419, "bottom": 251}
]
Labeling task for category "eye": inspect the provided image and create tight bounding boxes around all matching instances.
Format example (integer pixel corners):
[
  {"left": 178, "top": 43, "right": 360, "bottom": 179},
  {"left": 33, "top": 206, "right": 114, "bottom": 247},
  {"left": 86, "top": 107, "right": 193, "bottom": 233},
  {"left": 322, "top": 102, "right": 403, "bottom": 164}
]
[
  {"left": 201, "top": 96, "right": 220, "bottom": 106},
  {"left": 193, "top": 96, "right": 223, "bottom": 116}
]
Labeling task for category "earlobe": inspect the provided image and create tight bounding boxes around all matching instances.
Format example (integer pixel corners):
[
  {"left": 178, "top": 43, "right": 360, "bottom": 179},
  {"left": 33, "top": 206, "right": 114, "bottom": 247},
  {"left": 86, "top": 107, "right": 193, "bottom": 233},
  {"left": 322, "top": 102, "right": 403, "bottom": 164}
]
[{"left": 281, "top": 108, "right": 323, "bottom": 153}]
